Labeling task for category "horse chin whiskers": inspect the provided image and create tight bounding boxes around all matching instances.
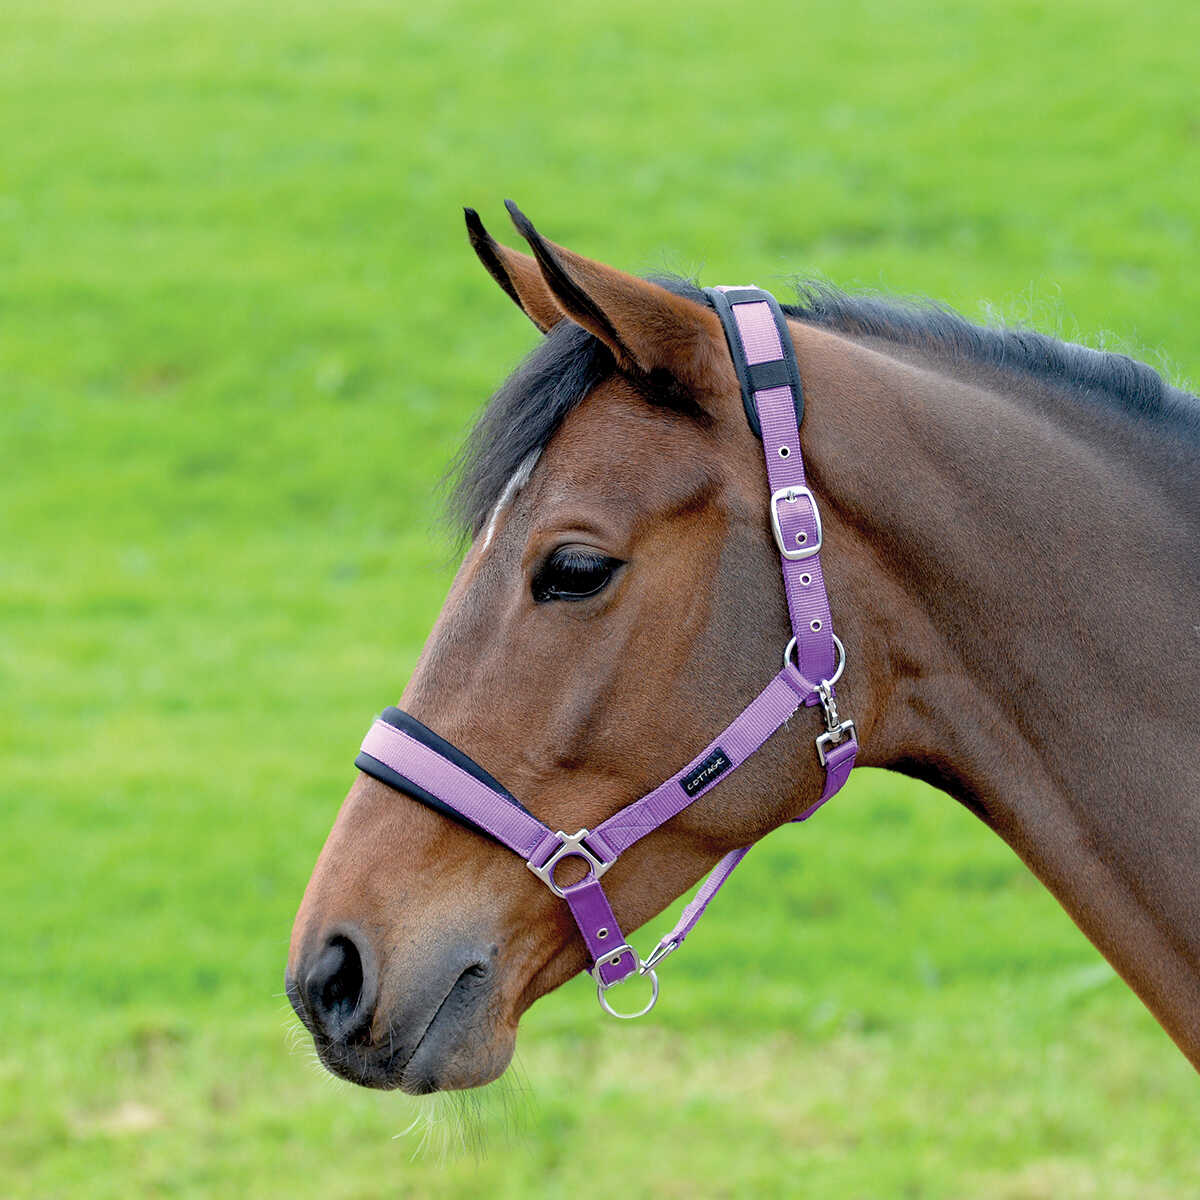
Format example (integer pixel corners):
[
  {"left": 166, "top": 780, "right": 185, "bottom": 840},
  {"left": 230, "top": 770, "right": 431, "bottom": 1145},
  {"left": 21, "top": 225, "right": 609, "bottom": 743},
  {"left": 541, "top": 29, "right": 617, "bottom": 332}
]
[
  {"left": 391, "top": 1057, "right": 534, "bottom": 1162},
  {"left": 394, "top": 1091, "right": 485, "bottom": 1163}
]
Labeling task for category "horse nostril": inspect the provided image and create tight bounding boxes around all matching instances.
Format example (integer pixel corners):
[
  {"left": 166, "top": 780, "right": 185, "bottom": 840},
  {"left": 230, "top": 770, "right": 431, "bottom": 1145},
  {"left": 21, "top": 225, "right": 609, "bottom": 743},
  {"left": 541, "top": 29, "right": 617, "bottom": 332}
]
[
  {"left": 304, "top": 931, "right": 377, "bottom": 1045},
  {"left": 321, "top": 936, "right": 362, "bottom": 1017}
]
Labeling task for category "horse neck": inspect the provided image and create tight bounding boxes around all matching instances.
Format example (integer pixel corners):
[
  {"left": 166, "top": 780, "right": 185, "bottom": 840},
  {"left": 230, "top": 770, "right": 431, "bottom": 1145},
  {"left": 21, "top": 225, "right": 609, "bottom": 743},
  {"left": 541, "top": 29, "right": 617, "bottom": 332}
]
[{"left": 790, "top": 323, "right": 1200, "bottom": 1067}]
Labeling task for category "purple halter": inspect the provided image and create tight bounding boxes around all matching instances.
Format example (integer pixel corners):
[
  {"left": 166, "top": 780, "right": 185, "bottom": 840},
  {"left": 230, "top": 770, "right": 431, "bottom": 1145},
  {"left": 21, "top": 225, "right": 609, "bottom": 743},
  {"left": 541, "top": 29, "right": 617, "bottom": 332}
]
[{"left": 355, "top": 286, "right": 859, "bottom": 1018}]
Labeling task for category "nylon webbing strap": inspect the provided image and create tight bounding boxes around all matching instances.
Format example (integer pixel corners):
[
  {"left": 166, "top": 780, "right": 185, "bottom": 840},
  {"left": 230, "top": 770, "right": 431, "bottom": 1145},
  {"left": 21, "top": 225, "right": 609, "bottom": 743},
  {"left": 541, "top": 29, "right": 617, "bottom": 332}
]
[
  {"left": 707, "top": 285, "right": 837, "bottom": 684},
  {"left": 632, "top": 287, "right": 857, "bottom": 969}
]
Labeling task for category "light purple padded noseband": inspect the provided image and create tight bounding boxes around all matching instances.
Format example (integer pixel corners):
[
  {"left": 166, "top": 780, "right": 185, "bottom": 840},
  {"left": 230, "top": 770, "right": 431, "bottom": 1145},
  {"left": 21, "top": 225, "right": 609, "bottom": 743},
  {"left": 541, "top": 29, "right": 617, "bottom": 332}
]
[{"left": 356, "top": 286, "right": 859, "bottom": 1018}]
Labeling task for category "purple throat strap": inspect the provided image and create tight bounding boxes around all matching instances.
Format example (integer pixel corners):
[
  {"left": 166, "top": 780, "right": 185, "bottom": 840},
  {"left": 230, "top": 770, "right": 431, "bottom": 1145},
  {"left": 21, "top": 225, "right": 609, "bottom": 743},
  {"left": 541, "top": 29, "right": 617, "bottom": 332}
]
[{"left": 355, "top": 285, "right": 859, "bottom": 1018}]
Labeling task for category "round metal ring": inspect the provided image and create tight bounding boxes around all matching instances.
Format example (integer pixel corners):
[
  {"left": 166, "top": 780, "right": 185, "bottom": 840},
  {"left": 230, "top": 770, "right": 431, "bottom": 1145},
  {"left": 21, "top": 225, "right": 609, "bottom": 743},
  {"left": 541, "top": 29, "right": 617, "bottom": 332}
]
[
  {"left": 783, "top": 633, "right": 846, "bottom": 686},
  {"left": 596, "top": 968, "right": 659, "bottom": 1020}
]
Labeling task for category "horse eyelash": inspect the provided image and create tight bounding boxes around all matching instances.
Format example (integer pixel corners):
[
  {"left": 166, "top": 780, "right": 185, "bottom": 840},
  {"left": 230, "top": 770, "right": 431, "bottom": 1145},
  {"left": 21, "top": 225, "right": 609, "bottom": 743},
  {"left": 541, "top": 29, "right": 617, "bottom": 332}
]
[{"left": 532, "top": 549, "right": 622, "bottom": 602}]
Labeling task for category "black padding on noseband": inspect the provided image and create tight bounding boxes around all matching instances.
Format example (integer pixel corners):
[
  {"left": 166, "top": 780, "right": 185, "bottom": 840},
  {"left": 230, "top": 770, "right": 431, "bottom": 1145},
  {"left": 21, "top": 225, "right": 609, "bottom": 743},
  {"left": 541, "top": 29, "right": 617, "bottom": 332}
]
[
  {"left": 354, "top": 707, "right": 536, "bottom": 842},
  {"left": 704, "top": 286, "right": 805, "bottom": 438},
  {"left": 355, "top": 749, "right": 506, "bottom": 842}
]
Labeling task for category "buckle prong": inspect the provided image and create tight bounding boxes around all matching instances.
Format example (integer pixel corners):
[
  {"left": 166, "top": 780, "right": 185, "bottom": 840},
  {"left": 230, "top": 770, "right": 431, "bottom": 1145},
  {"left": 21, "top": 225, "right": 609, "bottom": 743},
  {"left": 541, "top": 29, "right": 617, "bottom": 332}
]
[{"left": 590, "top": 943, "right": 637, "bottom": 985}]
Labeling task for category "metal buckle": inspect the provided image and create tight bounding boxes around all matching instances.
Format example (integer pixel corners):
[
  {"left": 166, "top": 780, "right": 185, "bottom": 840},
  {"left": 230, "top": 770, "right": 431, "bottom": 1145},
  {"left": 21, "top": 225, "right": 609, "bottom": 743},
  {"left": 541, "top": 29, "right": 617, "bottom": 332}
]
[
  {"left": 590, "top": 943, "right": 637, "bottom": 985},
  {"left": 769, "top": 485, "right": 822, "bottom": 561},
  {"left": 591, "top": 936, "right": 675, "bottom": 1018},
  {"left": 595, "top": 948, "right": 660, "bottom": 1020},
  {"left": 526, "top": 829, "right": 611, "bottom": 898}
]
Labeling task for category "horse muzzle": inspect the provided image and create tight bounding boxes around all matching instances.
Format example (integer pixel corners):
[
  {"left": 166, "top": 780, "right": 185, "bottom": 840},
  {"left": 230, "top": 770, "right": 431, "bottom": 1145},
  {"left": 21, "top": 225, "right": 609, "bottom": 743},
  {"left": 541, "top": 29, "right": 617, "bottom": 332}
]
[{"left": 285, "top": 923, "right": 512, "bottom": 1093}]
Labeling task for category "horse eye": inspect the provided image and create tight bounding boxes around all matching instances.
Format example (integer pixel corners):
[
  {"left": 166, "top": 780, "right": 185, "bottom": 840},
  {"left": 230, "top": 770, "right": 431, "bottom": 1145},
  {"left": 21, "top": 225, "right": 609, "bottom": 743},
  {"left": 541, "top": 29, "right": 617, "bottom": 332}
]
[{"left": 532, "top": 548, "right": 622, "bottom": 603}]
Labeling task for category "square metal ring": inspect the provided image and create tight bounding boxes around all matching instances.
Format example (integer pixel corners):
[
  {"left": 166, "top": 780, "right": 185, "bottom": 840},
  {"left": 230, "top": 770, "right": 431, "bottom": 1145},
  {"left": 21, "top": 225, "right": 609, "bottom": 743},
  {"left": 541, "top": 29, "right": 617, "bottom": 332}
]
[{"left": 527, "top": 829, "right": 612, "bottom": 897}]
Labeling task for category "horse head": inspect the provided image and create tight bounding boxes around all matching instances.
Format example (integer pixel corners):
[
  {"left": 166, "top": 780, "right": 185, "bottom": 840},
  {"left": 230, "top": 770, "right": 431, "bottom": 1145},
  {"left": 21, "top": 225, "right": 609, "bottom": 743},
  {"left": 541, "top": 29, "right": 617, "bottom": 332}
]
[{"left": 285, "top": 205, "right": 856, "bottom": 1092}]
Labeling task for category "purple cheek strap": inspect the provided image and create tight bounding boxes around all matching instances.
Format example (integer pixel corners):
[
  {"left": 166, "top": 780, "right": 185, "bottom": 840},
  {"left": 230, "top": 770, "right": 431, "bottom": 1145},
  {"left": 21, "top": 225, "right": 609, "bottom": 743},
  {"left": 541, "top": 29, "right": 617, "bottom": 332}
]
[{"left": 355, "top": 285, "right": 858, "bottom": 1018}]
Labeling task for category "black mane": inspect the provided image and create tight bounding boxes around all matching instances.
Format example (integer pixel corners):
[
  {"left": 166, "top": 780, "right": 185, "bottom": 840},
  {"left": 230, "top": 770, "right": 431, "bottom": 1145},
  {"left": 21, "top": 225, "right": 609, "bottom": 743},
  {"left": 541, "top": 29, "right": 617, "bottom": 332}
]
[{"left": 448, "top": 277, "right": 1197, "bottom": 535}]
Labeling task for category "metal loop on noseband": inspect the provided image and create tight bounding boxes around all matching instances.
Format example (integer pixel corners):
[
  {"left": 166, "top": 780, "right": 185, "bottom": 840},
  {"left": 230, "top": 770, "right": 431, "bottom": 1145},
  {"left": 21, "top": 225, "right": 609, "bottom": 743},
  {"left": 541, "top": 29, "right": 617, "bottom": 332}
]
[{"left": 596, "top": 965, "right": 660, "bottom": 1019}]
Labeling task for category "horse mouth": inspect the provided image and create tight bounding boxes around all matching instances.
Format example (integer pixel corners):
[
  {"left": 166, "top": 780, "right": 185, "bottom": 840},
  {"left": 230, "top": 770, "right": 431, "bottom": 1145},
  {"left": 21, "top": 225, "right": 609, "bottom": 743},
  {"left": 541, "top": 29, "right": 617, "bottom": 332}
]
[
  {"left": 298, "top": 960, "right": 509, "bottom": 1094},
  {"left": 398, "top": 961, "right": 507, "bottom": 1094}
]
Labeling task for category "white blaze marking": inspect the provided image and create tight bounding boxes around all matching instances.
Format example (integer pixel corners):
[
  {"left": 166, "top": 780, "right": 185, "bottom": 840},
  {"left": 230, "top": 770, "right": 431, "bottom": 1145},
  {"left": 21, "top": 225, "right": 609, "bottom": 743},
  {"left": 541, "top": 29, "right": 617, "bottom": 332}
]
[{"left": 478, "top": 450, "right": 540, "bottom": 555}]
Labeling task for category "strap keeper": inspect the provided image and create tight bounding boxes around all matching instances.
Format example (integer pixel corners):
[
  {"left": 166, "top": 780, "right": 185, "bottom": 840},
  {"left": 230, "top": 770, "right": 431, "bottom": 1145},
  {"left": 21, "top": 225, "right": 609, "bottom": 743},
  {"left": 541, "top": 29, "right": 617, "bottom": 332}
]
[{"left": 704, "top": 285, "right": 805, "bottom": 437}]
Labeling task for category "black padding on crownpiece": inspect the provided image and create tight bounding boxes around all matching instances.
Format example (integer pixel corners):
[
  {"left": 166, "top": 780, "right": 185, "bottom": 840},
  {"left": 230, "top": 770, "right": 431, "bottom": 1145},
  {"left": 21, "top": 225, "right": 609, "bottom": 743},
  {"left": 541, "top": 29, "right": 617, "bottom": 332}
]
[
  {"left": 706, "top": 287, "right": 758, "bottom": 434},
  {"left": 704, "top": 286, "right": 805, "bottom": 438},
  {"left": 717, "top": 287, "right": 768, "bottom": 305}
]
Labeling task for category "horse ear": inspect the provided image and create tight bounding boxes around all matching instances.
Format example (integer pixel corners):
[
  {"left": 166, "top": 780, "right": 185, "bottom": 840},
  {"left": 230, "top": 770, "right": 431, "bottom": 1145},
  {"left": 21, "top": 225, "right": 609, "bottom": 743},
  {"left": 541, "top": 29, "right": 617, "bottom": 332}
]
[
  {"left": 503, "top": 200, "right": 726, "bottom": 391},
  {"left": 464, "top": 208, "right": 565, "bottom": 333}
]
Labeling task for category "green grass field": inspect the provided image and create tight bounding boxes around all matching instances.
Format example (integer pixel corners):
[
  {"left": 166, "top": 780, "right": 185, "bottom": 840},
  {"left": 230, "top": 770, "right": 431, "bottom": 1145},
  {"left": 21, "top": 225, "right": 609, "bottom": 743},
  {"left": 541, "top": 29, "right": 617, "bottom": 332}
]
[{"left": 3, "top": 1, "right": 1198, "bottom": 1195}]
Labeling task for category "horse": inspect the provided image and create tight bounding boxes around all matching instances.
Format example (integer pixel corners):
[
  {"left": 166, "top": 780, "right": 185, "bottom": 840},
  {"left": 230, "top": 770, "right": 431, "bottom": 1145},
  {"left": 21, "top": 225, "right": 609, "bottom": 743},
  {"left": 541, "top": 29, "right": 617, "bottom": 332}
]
[{"left": 287, "top": 201, "right": 1199, "bottom": 1095}]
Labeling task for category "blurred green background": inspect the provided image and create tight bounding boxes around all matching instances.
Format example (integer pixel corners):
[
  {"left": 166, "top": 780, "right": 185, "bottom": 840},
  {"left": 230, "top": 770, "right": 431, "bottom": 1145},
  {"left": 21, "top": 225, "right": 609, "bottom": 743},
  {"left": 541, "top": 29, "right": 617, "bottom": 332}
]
[{"left": 3, "top": 0, "right": 1198, "bottom": 1196}]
